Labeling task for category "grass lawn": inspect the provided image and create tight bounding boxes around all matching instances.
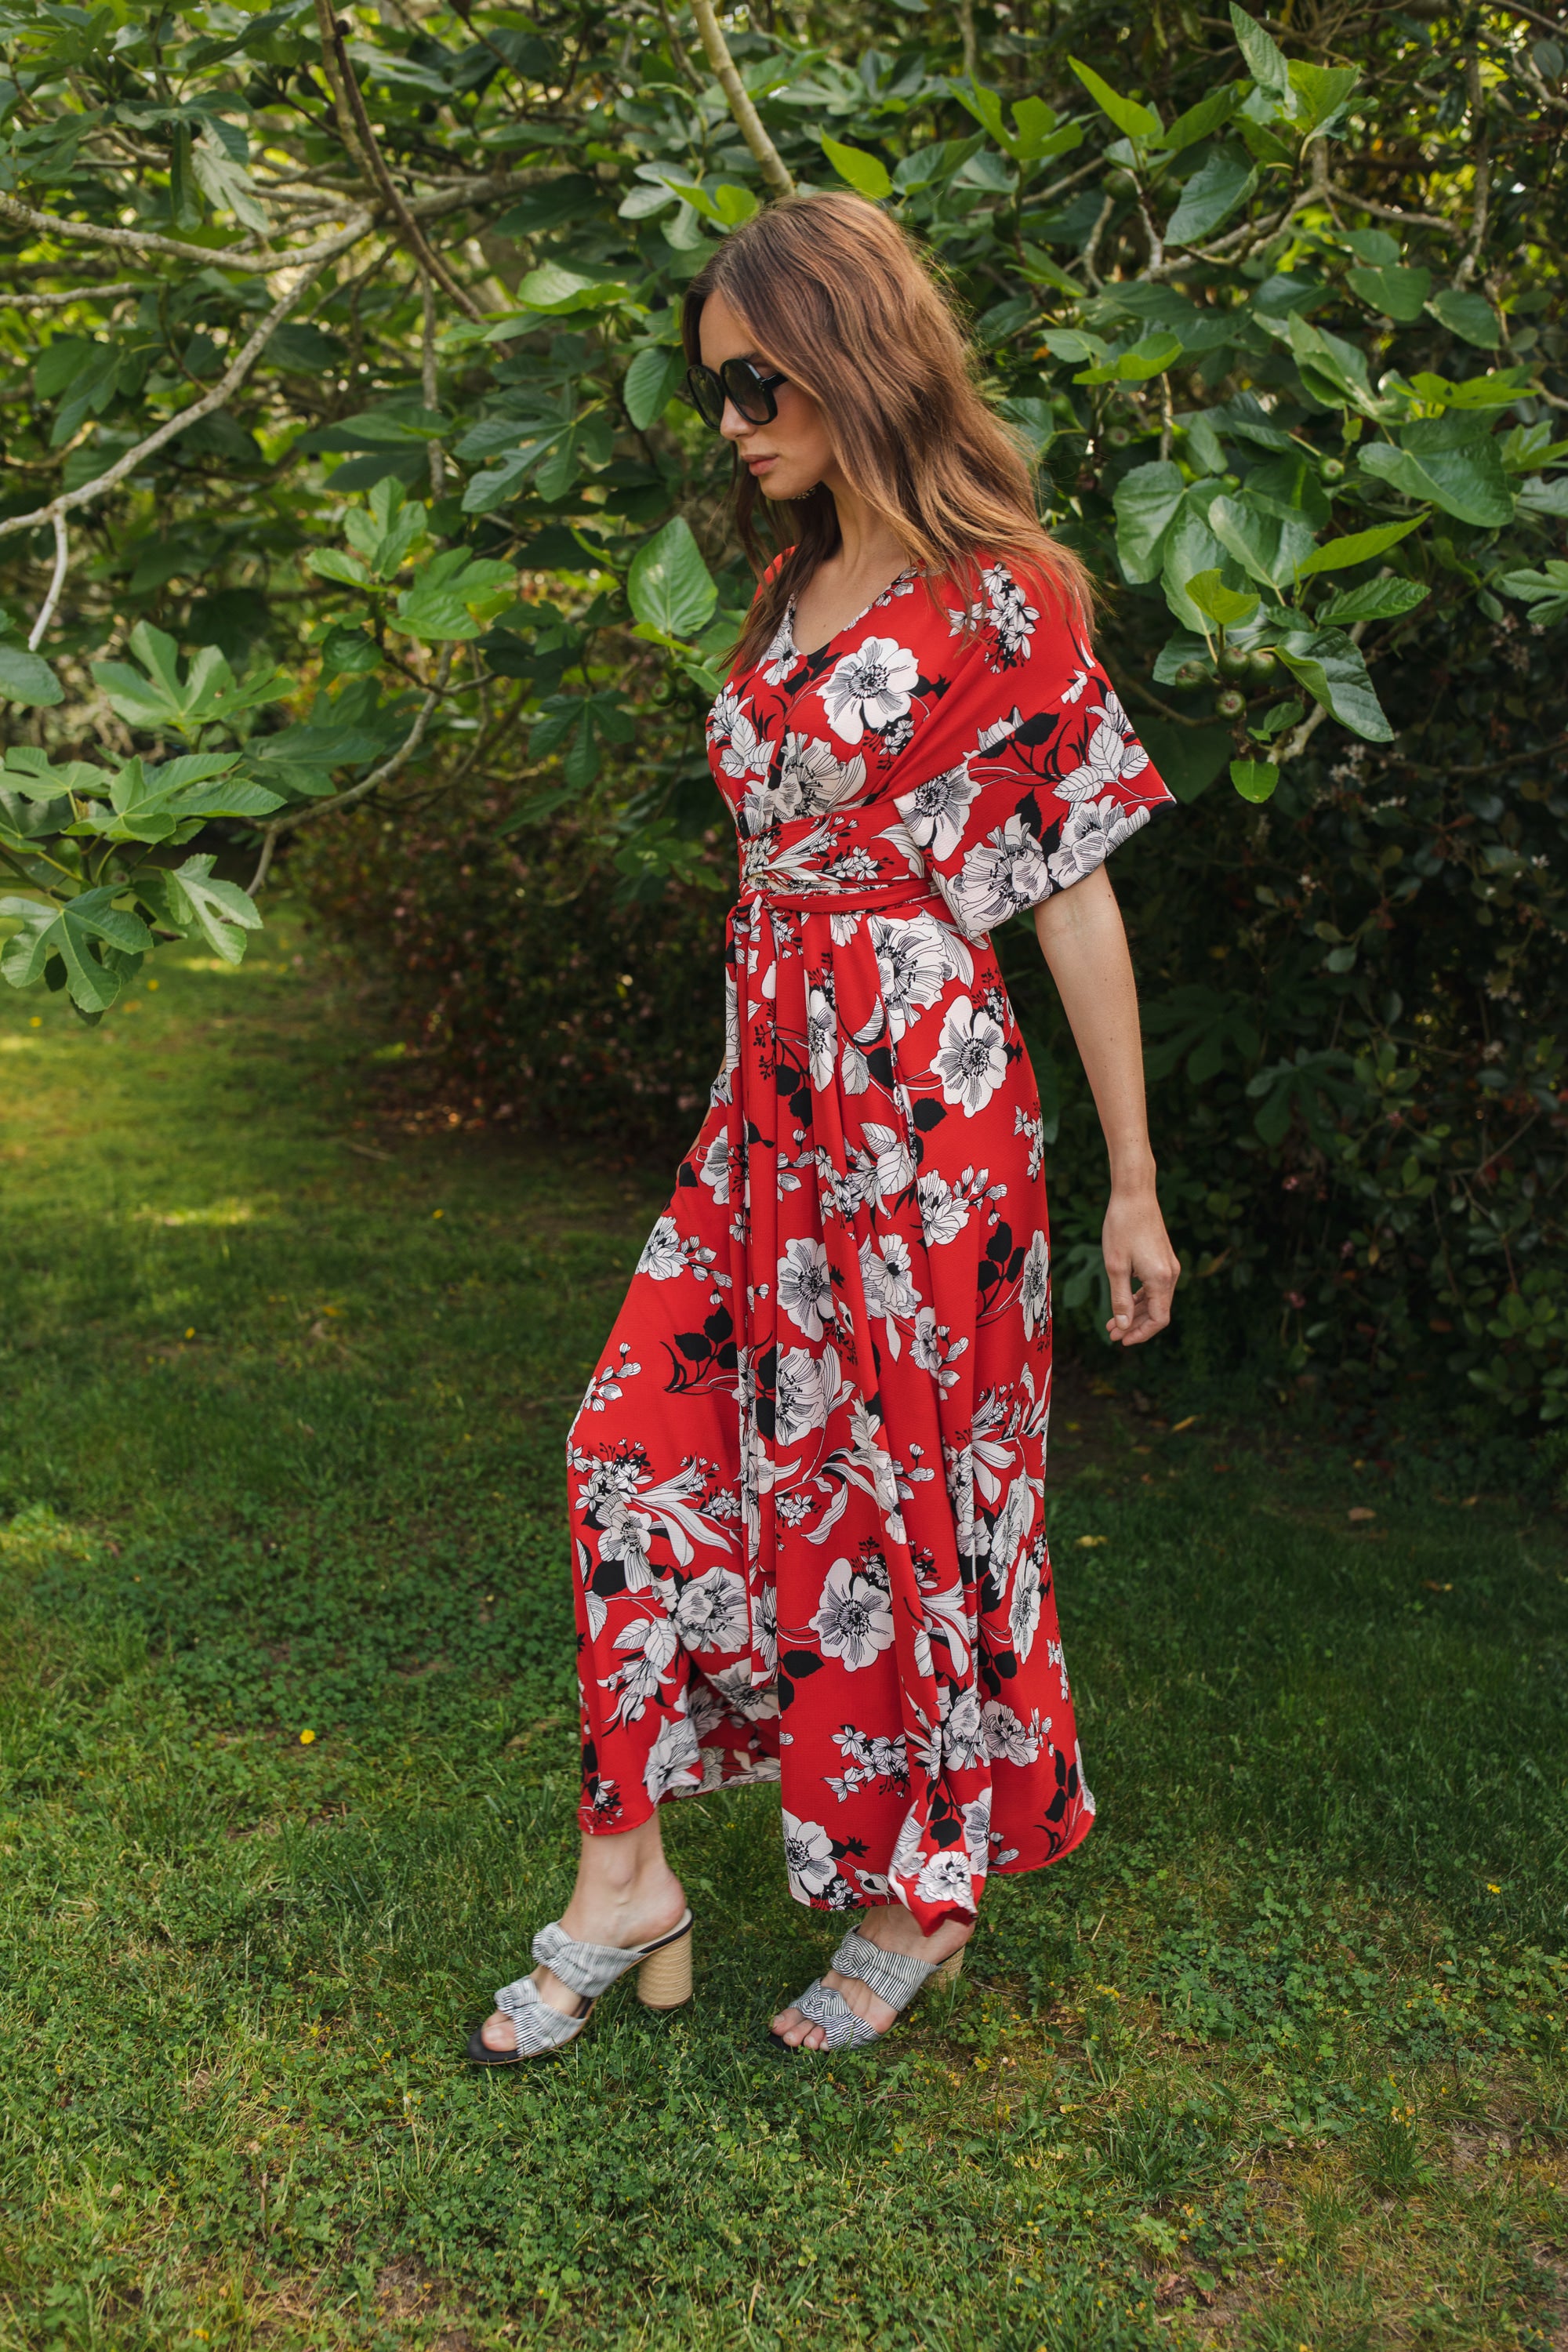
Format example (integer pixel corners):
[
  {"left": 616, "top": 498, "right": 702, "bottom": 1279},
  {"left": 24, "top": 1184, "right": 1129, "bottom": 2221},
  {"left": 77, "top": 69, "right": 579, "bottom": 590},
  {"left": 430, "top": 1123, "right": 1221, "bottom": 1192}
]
[{"left": 2, "top": 909, "right": 1566, "bottom": 2352}]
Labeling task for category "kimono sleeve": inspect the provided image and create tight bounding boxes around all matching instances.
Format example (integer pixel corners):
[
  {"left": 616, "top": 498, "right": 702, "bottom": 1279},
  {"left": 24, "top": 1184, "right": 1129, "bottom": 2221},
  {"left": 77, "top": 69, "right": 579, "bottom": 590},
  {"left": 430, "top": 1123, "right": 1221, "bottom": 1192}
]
[{"left": 893, "top": 590, "right": 1176, "bottom": 943}]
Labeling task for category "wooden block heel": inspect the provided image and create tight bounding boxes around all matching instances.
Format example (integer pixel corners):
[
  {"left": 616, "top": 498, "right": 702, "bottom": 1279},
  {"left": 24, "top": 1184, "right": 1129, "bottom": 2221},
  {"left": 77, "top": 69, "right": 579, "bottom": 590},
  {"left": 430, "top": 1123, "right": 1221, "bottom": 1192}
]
[
  {"left": 931, "top": 1951, "right": 964, "bottom": 1987},
  {"left": 636, "top": 1924, "right": 694, "bottom": 2010}
]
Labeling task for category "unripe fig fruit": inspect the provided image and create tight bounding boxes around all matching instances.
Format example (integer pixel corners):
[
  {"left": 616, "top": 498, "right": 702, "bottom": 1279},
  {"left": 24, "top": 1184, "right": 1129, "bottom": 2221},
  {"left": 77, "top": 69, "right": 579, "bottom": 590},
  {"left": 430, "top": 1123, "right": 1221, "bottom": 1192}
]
[
  {"left": 1247, "top": 648, "right": 1279, "bottom": 680},
  {"left": 1218, "top": 644, "right": 1252, "bottom": 679},
  {"left": 1321, "top": 456, "right": 1345, "bottom": 482},
  {"left": 1215, "top": 687, "right": 1247, "bottom": 719},
  {"left": 1173, "top": 661, "right": 1209, "bottom": 688}
]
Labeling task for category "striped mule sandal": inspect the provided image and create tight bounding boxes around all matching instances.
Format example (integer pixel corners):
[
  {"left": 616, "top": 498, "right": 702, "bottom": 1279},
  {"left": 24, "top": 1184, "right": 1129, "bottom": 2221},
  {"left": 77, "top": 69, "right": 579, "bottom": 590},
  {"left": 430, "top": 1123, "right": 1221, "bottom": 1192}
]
[
  {"left": 466, "top": 1909, "right": 695, "bottom": 2065},
  {"left": 769, "top": 1927, "right": 964, "bottom": 2053}
]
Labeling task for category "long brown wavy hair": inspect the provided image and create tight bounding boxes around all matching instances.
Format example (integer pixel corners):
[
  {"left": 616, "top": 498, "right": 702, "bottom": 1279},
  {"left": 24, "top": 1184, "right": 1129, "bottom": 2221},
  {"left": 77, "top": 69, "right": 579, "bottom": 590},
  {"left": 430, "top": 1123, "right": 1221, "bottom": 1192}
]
[{"left": 681, "top": 191, "right": 1093, "bottom": 672}]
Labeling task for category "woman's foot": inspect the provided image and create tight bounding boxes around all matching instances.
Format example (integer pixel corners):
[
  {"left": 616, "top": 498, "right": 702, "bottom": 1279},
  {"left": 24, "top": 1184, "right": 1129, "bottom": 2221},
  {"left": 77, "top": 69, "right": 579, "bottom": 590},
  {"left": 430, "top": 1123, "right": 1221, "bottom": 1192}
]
[
  {"left": 769, "top": 1907, "right": 974, "bottom": 2049},
  {"left": 476, "top": 1829, "right": 687, "bottom": 2056}
]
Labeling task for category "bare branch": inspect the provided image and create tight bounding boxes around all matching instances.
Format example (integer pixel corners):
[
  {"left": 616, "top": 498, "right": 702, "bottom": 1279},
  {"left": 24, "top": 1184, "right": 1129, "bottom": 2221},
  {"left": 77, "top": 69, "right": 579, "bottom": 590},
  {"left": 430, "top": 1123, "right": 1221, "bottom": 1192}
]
[
  {"left": 27, "top": 514, "right": 68, "bottom": 652},
  {"left": 23, "top": 278, "right": 143, "bottom": 308},
  {"left": 1325, "top": 181, "right": 1459, "bottom": 237},
  {"left": 0, "top": 222, "right": 370, "bottom": 546},
  {"left": 0, "top": 187, "right": 374, "bottom": 272},
  {"left": 1454, "top": 51, "right": 1492, "bottom": 289},
  {"left": 688, "top": 0, "right": 795, "bottom": 198},
  {"left": 325, "top": 10, "right": 484, "bottom": 319},
  {"left": 421, "top": 270, "right": 446, "bottom": 499},
  {"left": 246, "top": 648, "right": 456, "bottom": 895}
]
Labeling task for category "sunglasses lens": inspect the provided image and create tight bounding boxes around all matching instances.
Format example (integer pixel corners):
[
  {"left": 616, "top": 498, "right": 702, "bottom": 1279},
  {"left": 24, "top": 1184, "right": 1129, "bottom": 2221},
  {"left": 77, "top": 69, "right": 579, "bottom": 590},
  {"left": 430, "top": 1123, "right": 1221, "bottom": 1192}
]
[
  {"left": 684, "top": 368, "right": 726, "bottom": 429},
  {"left": 723, "top": 361, "right": 776, "bottom": 423}
]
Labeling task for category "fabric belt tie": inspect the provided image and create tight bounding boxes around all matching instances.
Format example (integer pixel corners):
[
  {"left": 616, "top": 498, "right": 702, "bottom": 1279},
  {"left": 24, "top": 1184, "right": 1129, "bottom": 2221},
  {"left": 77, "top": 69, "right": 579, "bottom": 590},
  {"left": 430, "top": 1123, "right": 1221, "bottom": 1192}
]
[{"left": 735, "top": 877, "right": 937, "bottom": 917}]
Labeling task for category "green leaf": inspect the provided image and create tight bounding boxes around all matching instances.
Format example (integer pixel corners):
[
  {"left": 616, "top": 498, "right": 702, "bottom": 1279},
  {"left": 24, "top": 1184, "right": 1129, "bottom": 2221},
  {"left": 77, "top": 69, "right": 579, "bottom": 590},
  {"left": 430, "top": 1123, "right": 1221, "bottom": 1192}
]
[
  {"left": 1274, "top": 627, "right": 1393, "bottom": 741},
  {"left": 1039, "top": 328, "right": 1106, "bottom": 365},
  {"left": 191, "top": 127, "right": 270, "bottom": 231},
  {"left": 1345, "top": 264, "right": 1431, "bottom": 322},
  {"left": 1231, "top": 757, "right": 1279, "bottom": 802},
  {"left": 1166, "top": 147, "right": 1256, "bottom": 245},
  {"left": 0, "top": 644, "right": 64, "bottom": 708},
  {"left": 1494, "top": 561, "right": 1568, "bottom": 623},
  {"left": 1160, "top": 498, "right": 1234, "bottom": 630},
  {"left": 306, "top": 547, "right": 372, "bottom": 589},
  {"left": 1155, "top": 87, "right": 1239, "bottom": 154},
  {"left": 67, "top": 751, "right": 281, "bottom": 844},
  {"left": 1209, "top": 492, "right": 1316, "bottom": 591},
  {"left": 1296, "top": 514, "right": 1427, "bottom": 575},
  {"left": 1426, "top": 287, "right": 1501, "bottom": 350},
  {"left": 1134, "top": 719, "right": 1235, "bottom": 803},
  {"left": 820, "top": 135, "right": 892, "bottom": 199},
  {"left": 1285, "top": 310, "right": 1382, "bottom": 416},
  {"left": 1287, "top": 60, "right": 1358, "bottom": 132},
  {"left": 0, "top": 885, "right": 152, "bottom": 1011},
  {"left": 1358, "top": 430, "right": 1513, "bottom": 528},
  {"left": 1316, "top": 576, "right": 1429, "bottom": 625},
  {"left": 1068, "top": 57, "right": 1162, "bottom": 141},
  {"left": 1229, "top": 2, "right": 1291, "bottom": 101},
  {"left": 0, "top": 747, "right": 107, "bottom": 800},
  {"left": 623, "top": 346, "right": 687, "bottom": 431},
  {"left": 626, "top": 517, "right": 717, "bottom": 641},
  {"left": 514, "top": 263, "right": 631, "bottom": 315},
  {"left": 1408, "top": 368, "right": 1530, "bottom": 412},
  {"left": 1076, "top": 331, "right": 1182, "bottom": 384},
  {"left": 136, "top": 854, "right": 263, "bottom": 965},
  {"left": 92, "top": 626, "right": 291, "bottom": 739},
  {"left": 1113, "top": 460, "right": 1185, "bottom": 584},
  {"left": 395, "top": 553, "right": 516, "bottom": 642},
  {"left": 1185, "top": 568, "right": 1261, "bottom": 626}
]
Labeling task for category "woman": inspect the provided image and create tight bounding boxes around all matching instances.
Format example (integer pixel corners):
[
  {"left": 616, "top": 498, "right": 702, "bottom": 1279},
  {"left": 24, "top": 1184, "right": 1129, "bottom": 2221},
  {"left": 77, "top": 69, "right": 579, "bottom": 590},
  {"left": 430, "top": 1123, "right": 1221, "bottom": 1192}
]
[{"left": 468, "top": 192, "right": 1180, "bottom": 2061}]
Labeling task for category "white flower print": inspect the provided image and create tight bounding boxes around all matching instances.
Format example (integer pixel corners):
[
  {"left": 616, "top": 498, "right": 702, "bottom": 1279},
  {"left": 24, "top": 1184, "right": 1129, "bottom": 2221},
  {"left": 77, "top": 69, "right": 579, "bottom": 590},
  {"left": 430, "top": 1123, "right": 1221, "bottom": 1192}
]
[
  {"left": 990, "top": 1471, "right": 1036, "bottom": 1590},
  {"left": 706, "top": 685, "right": 741, "bottom": 745},
  {"left": 1014, "top": 1102, "right": 1045, "bottom": 1181},
  {"left": 806, "top": 985, "right": 837, "bottom": 1093},
  {"left": 1077, "top": 1739, "right": 1097, "bottom": 1817},
  {"left": 718, "top": 704, "right": 774, "bottom": 784},
  {"left": 1010, "top": 1551, "right": 1044, "bottom": 1661},
  {"left": 868, "top": 909, "right": 967, "bottom": 1041},
  {"left": 1021, "top": 1229, "right": 1051, "bottom": 1341},
  {"left": 597, "top": 1499, "right": 656, "bottom": 1588},
  {"left": 603, "top": 1614, "right": 679, "bottom": 1723},
  {"left": 760, "top": 611, "right": 802, "bottom": 687},
  {"left": 940, "top": 1682, "right": 986, "bottom": 1772},
  {"left": 637, "top": 1214, "right": 688, "bottom": 1282},
  {"left": 811, "top": 1555, "right": 896, "bottom": 1669},
  {"left": 1048, "top": 794, "right": 1150, "bottom": 888},
  {"left": 671, "top": 1565, "right": 750, "bottom": 1653},
  {"left": 860, "top": 1120, "right": 915, "bottom": 1206},
  {"left": 935, "top": 994, "right": 1008, "bottom": 1117},
  {"left": 1062, "top": 667, "right": 1089, "bottom": 704},
  {"left": 697, "top": 1133, "right": 731, "bottom": 1203},
  {"left": 782, "top": 1809, "right": 839, "bottom": 1897},
  {"left": 774, "top": 1342, "right": 840, "bottom": 1447},
  {"left": 773, "top": 731, "right": 866, "bottom": 817},
  {"left": 914, "top": 1849, "right": 975, "bottom": 1909},
  {"left": 777, "top": 1236, "right": 836, "bottom": 1341},
  {"left": 982, "top": 1700, "right": 1045, "bottom": 1766},
  {"left": 961, "top": 1788, "right": 993, "bottom": 1875},
  {"left": 946, "top": 817, "right": 1053, "bottom": 937},
  {"left": 895, "top": 764, "right": 980, "bottom": 863},
  {"left": 643, "top": 1710, "right": 702, "bottom": 1802},
  {"left": 1054, "top": 688, "right": 1151, "bottom": 805},
  {"left": 821, "top": 636, "right": 920, "bottom": 745},
  {"left": 859, "top": 1232, "right": 920, "bottom": 1352},
  {"left": 916, "top": 1171, "right": 968, "bottom": 1248}
]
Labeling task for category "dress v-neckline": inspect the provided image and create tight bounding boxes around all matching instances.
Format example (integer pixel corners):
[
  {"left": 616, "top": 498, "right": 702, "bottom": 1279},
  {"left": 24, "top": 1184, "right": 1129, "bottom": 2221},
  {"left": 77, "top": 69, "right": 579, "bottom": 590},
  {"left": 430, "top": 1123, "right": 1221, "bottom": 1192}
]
[{"left": 783, "top": 564, "right": 919, "bottom": 663}]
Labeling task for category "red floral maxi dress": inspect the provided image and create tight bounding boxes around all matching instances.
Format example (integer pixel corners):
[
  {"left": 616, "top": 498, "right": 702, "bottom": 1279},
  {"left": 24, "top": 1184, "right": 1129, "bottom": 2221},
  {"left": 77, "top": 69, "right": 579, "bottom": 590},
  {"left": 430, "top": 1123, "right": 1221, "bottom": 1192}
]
[{"left": 565, "top": 554, "right": 1174, "bottom": 1934}]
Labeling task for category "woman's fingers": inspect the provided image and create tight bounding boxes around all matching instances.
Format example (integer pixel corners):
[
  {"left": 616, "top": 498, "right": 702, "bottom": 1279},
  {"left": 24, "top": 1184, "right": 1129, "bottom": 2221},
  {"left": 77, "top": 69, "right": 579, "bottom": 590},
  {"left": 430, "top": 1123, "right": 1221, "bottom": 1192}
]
[{"left": 1105, "top": 1250, "right": 1135, "bottom": 1341}]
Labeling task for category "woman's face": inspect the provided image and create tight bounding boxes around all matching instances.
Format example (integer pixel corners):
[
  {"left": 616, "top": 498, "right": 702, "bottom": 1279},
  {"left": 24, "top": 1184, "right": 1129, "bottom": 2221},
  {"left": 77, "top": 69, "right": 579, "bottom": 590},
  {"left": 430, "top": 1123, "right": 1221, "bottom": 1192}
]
[{"left": 698, "top": 290, "right": 838, "bottom": 502}]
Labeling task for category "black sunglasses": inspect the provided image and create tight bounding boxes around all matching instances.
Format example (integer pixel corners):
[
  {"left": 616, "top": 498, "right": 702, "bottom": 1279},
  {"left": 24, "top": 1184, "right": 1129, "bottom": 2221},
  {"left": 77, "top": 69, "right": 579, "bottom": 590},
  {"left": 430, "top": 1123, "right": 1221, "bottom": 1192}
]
[{"left": 681, "top": 356, "right": 786, "bottom": 431}]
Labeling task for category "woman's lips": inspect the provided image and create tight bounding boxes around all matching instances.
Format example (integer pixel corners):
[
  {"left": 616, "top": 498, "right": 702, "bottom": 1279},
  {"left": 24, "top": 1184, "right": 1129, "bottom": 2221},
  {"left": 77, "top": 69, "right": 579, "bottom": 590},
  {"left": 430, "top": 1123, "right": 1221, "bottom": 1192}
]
[{"left": 745, "top": 455, "right": 777, "bottom": 474}]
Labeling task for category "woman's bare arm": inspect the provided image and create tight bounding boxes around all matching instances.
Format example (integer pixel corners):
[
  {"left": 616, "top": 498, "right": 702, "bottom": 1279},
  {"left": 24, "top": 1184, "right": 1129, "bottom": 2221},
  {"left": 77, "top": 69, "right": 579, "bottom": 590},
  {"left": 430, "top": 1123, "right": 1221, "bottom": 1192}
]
[{"left": 1032, "top": 864, "right": 1181, "bottom": 1347}]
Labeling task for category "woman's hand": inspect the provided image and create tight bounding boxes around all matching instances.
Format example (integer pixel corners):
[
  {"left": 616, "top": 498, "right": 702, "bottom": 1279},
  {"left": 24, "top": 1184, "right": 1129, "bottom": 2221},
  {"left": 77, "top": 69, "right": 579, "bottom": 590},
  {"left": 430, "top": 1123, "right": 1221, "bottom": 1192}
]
[{"left": 1102, "top": 1184, "right": 1181, "bottom": 1346}]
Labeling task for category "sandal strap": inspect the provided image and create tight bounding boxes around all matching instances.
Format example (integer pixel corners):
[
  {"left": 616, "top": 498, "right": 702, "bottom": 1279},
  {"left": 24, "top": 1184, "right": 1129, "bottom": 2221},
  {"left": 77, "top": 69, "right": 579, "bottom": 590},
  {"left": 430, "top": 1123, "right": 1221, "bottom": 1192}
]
[
  {"left": 793, "top": 1978, "right": 883, "bottom": 2050},
  {"left": 530, "top": 1909, "right": 692, "bottom": 2001},
  {"left": 831, "top": 1928, "right": 938, "bottom": 2014},
  {"left": 491, "top": 1973, "right": 592, "bottom": 2056}
]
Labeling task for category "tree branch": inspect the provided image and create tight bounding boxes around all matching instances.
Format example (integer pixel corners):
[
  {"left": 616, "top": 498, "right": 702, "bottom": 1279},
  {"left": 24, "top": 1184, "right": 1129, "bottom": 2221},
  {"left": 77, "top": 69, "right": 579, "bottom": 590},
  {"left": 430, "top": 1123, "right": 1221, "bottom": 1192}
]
[
  {"left": 1325, "top": 181, "right": 1459, "bottom": 237},
  {"left": 0, "top": 187, "right": 374, "bottom": 272},
  {"left": 0, "top": 224, "right": 367, "bottom": 546},
  {"left": 22, "top": 278, "right": 144, "bottom": 308},
  {"left": 325, "top": 9, "right": 484, "bottom": 320},
  {"left": 687, "top": 0, "right": 795, "bottom": 198},
  {"left": 27, "top": 514, "right": 68, "bottom": 651},
  {"left": 246, "top": 648, "right": 456, "bottom": 895}
]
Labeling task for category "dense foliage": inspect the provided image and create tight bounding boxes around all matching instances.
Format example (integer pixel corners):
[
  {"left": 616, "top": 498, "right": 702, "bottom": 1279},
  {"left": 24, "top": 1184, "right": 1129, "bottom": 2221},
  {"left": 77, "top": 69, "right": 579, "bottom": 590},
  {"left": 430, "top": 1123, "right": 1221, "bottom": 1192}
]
[{"left": 1, "top": 0, "right": 1565, "bottom": 1427}]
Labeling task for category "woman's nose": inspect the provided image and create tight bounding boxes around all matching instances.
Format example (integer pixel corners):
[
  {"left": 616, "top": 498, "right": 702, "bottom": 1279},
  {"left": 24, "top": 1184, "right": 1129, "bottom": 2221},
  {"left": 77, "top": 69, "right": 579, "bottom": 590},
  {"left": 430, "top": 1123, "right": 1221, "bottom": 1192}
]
[{"left": 720, "top": 399, "right": 750, "bottom": 441}]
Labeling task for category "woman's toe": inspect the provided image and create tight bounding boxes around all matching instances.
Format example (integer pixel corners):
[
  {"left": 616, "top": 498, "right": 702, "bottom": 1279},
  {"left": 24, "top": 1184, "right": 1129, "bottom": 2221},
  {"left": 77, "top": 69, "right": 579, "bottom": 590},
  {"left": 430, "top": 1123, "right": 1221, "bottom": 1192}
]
[{"left": 479, "top": 2010, "right": 517, "bottom": 2053}]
